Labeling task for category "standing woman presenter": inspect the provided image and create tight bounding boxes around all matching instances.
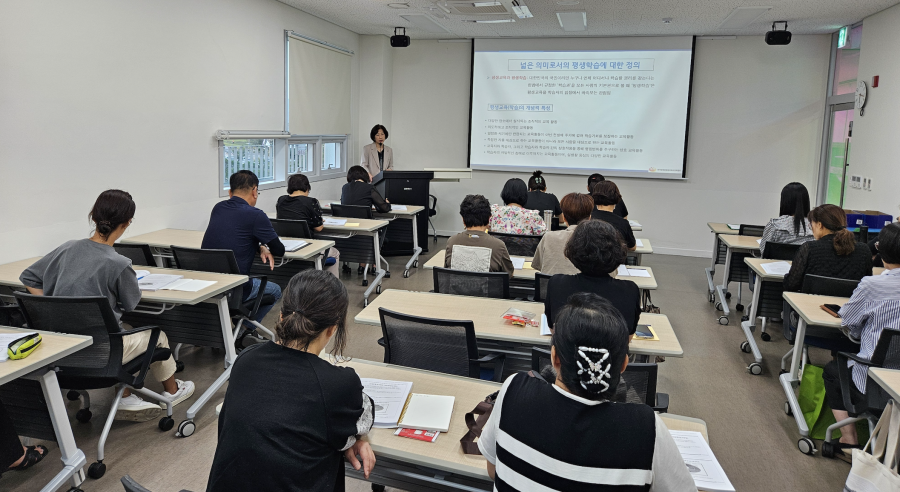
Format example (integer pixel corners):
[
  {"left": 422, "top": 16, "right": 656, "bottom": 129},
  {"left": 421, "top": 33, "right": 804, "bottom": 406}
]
[{"left": 360, "top": 124, "right": 393, "bottom": 181}]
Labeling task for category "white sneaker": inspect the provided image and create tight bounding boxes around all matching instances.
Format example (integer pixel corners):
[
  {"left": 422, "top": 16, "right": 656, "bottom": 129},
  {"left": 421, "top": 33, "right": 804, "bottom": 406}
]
[
  {"left": 160, "top": 379, "right": 195, "bottom": 408},
  {"left": 115, "top": 394, "right": 162, "bottom": 422}
]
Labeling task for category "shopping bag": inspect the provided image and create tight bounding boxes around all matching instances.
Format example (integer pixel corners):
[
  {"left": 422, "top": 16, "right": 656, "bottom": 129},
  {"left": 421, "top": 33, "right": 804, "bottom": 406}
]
[
  {"left": 798, "top": 365, "right": 841, "bottom": 440},
  {"left": 844, "top": 400, "right": 900, "bottom": 492}
]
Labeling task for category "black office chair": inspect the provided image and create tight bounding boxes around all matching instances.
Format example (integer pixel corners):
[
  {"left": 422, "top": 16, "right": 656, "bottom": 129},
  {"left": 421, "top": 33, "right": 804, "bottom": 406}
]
[
  {"left": 491, "top": 232, "right": 543, "bottom": 257},
  {"left": 270, "top": 218, "right": 314, "bottom": 239},
  {"left": 121, "top": 475, "right": 192, "bottom": 492},
  {"left": 114, "top": 243, "right": 157, "bottom": 267},
  {"left": 530, "top": 347, "right": 668, "bottom": 412},
  {"left": 533, "top": 272, "right": 552, "bottom": 302},
  {"left": 762, "top": 242, "right": 802, "bottom": 261},
  {"left": 332, "top": 204, "right": 374, "bottom": 220},
  {"left": 739, "top": 224, "right": 766, "bottom": 237},
  {"left": 433, "top": 267, "right": 509, "bottom": 299},
  {"left": 822, "top": 329, "right": 900, "bottom": 458},
  {"left": 428, "top": 194, "right": 438, "bottom": 244},
  {"left": 14, "top": 293, "right": 176, "bottom": 479},
  {"left": 377, "top": 308, "right": 505, "bottom": 382},
  {"left": 170, "top": 246, "right": 276, "bottom": 345}
]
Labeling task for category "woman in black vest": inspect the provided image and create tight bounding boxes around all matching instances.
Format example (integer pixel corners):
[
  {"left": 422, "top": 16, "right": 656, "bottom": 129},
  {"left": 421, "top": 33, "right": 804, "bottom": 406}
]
[{"left": 477, "top": 293, "right": 694, "bottom": 491}]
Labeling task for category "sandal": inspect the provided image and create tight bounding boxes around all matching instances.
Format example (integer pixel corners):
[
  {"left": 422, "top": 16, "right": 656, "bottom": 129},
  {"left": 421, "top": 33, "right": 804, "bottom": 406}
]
[{"left": 10, "top": 445, "right": 48, "bottom": 471}]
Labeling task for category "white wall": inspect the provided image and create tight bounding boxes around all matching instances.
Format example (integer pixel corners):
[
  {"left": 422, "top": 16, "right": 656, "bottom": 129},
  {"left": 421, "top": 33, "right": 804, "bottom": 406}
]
[
  {"left": 0, "top": 0, "right": 358, "bottom": 263},
  {"left": 843, "top": 3, "right": 900, "bottom": 218},
  {"left": 390, "top": 37, "right": 830, "bottom": 256}
]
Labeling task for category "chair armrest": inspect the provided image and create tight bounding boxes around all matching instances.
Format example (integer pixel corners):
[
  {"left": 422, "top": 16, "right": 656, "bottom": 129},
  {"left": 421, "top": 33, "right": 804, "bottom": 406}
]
[
  {"left": 837, "top": 352, "right": 872, "bottom": 366},
  {"left": 122, "top": 326, "right": 164, "bottom": 389},
  {"left": 474, "top": 353, "right": 506, "bottom": 383},
  {"left": 245, "top": 275, "right": 268, "bottom": 318},
  {"left": 653, "top": 393, "right": 669, "bottom": 413},
  {"left": 377, "top": 337, "right": 385, "bottom": 347},
  {"left": 475, "top": 353, "right": 504, "bottom": 363},
  {"left": 110, "top": 325, "right": 161, "bottom": 337}
]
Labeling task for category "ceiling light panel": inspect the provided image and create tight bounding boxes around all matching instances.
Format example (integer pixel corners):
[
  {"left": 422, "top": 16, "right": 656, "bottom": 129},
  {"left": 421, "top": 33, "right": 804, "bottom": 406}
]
[
  {"left": 400, "top": 14, "right": 451, "bottom": 33},
  {"left": 718, "top": 6, "right": 773, "bottom": 29},
  {"left": 445, "top": 0, "right": 510, "bottom": 15},
  {"left": 556, "top": 11, "right": 587, "bottom": 31}
]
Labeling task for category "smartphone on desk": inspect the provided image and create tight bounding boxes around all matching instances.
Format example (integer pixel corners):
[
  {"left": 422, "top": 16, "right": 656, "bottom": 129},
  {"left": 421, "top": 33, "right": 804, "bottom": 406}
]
[{"left": 820, "top": 304, "right": 842, "bottom": 318}]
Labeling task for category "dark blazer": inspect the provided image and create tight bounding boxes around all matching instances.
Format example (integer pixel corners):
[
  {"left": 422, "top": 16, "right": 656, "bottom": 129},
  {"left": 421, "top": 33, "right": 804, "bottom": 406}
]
[
  {"left": 783, "top": 234, "right": 873, "bottom": 292},
  {"left": 340, "top": 181, "right": 391, "bottom": 213}
]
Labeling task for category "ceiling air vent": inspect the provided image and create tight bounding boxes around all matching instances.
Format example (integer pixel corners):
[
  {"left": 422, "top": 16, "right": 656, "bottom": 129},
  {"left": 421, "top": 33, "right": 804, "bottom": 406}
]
[{"left": 440, "top": 1, "right": 513, "bottom": 16}]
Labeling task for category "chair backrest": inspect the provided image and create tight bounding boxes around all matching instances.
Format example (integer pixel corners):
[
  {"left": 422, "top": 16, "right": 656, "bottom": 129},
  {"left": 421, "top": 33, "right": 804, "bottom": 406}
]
[
  {"left": 617, "top": 363, "right": 659, "bottom": 406},
  {"left": 379, "top": 308, "right": 479, "bottom": 378},
  {"left": 869, "top": 329, "right": 900, "bottom": 371},
  {"left": 433, "top": 267, "right": 509, "bottom": 299},
  {"left": 762, "top": 241, "right": 802, "bottom": 261},
  {"left": 739, "top": 224, "right": 766, "bottom": 237},
  {"left": 270, "top": 218, "right": 313, "bottom": 239},
  {"left": 114, "top": 243, "right": 157, "bottom": 267},
  {"left": 533, "top": 273, "right": 553, "bottom": 302},
  {"left": 491, "top": 232, "right": 543, "bottom": 257},
  {"left": 450, "top": 245, "right": 491, "bottom": 272},
  {"left": 170, "top": 246, "right": 240, "bottom": 275},
  {"left": 531, "top": 346, "right": 552, "bottom": 374},
  {"left": 428, "top": 194, "right": 438, "bottom": 217},
  {"left": 121, "top": 476, "right": 153, "bottom": 492},
  {"left": 332, "top": 204, "right": 373, "bottom": 220},
  {"left": 15, "top": 293, "right": 121, "bottom": 374},
  {"left": 801, "top": 274, "right": 860, "bottom": 298}
]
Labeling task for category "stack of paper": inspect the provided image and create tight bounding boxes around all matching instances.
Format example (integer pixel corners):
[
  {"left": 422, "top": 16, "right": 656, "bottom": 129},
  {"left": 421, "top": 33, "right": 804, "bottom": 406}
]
[
  {"left": 511, "top": 257, "right": 526, "bottom": 270},
  {"left": 138, "top": 274, "right": 183, "bottom": 291},
  {"left": 323, "top": 218, "right": 347, "bottom": 226},
  {"left": 635, "top": 239, "right": 644, "bottom": 247},
  {"left": 360, "top": 378, "right": 414, "bottom": 428},
  {"left": 0, "top": 332, "right": 38, "bottom": 362},
  {"left": 760, "top": 261, "right": 791, "bottom": 276},
  {"left": 616, "top": 265, "right": 652, "bottom": 278},
  {"left": 390, "top": 205, "right": 408, "bottom": 211},
  {"left": 669, "top": 430, "right": 735, "bottom": 492},
  {"left": 727, "top": 224, "right": 740, "bottom": 230},
  {"left": 162, "top": 279, "right": 217, "bottom": 292},
  {"left": 628, "top": 220, "right": 642, "bottom": 227},
  {"left": 281, "top": 239, "right": 309, "bottom": 252},
  {"left": 398, "top": 394, "right": 455, "bottom": 433}
]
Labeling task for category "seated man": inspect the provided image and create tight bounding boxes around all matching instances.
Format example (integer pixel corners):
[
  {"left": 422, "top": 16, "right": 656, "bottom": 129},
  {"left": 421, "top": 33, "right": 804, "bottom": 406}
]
[
  {"left": 823, "top": 222, "right": 900, "bottom": 459},
  {"left": 202, "top": 170, "right": 284, "bottom": 323},
  {"left": 445, "top": 194, "right": 514, "bottom": 276}
]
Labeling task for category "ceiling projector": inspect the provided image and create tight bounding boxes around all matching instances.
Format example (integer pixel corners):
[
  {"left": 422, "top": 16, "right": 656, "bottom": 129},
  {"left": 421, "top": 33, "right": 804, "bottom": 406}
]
[
  {"left": 765, "top": 21, "right": 792, "bottom": 45},
  {"left": 391, "top": 27, "right": 410, "bottom": 48}
]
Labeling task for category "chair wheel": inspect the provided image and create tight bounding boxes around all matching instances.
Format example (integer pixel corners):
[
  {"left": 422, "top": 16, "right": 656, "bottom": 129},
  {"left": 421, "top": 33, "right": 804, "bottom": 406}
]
[
  {"left": 740, "top": 341, "right": 751, "bottom": 353},
  {"left": 822, "top": 441, "right": 835, "bottom": 458},
  {"left": 376, "top": 285, "right": 382, "bottom": 294},
  {"left": 177, "top": 420, "right": 196, "bottom": 438},
  {"left": 718, "top": 316, "right": 728, "bottom": 325},
  {"left": 66, "top": 488, "right": 85, "bottom": 492},
  {"left": 741, "top": 315, "right": 749, "bottom": 322},
  {"left": 159, "top": 416, "right": 174, "bottom": 431},
  {"left": 413, "top": 260, "right": 418, "bottom": 268},
  {"left": 784, "top": 401, "right": 792, "bottom": 415},
  {"left": 714, "top": 302, "right": 723, "bottom": 311},
  {"left": 736, "top": 303, "right": 744, "bottom": 312},
  {"left": 75, "top": 408, "right": 92, "bottom": 423},
  {"left": 384, "top": 271, "right": 391, "bottom": 278},
  {"left": 358, "top": 265, "right": 364, "bottom": 274},
  {"left": 403, "top": 270, "right": 410, "bottom": 278},
  {"left": 66, "top": 390, "right": 81, "bottom": 401},
  {"left": 798, "top": 437, "right": 816, "bottom": 455},
  {"left": 725, "top": 292, "right": 732, "bottom": 299},
  {"left": 362, "top": 279, "right": 369, "bottom": 287},
  {"left": 87, "top": 461, "right": 106, "bottom": 479},
  {"left": 748, "top": 363, "right": 762, "bottom": 375},
  {"left": 761, "top": 332, "right": 772, "bottom": 342},
  {"left": 175, "top": 360, "right": 185, "bottom": 373}
]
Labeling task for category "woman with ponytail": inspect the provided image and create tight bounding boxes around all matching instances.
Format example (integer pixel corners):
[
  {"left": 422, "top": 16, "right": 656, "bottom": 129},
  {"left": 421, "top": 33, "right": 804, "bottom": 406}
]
[
  {"left": 208, "top": 270, "right": 375, "bottom": 492},
  {"left": 477, "top": 292, "right": 694, "bottom": 491},
  {"left": 524, "top": 170, "right": 562, "bottom": 218},
  {"left": 783, "top": 204, "right": 873, "bottom": 293}
]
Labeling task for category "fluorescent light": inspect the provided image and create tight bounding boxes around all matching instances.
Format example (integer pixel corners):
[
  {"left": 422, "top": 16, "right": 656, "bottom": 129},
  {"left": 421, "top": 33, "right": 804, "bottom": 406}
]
[
  {"left": 473, "top": 1, "right": 501, "bottom": 6},
  {"left": 473, "top": 18, "right": 515, "bottom": 23},
  {"left": 718, "top": 6, "right": 772, "bottom": 29},
  {"left": 512, "top": 5, "right": 533, "bottom": 18},
  {"left": 400, "top": 14, "right": 450, "bottom": 33},
  {"left": 556, "top": 11, "right": 586, "bottom": 31}
]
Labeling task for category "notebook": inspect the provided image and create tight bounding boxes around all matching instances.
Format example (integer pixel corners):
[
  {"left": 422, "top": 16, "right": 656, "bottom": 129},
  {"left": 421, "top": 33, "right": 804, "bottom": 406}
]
[
  {"left": 398, "top": 394, "right": 455, "bottom": 433},
  {"left": 323, "top": 218, "right": 347, "bottom": 226},
  {"left": 138, "top": 274, "right": 183, "bottom": 291},
  {"left": 511, "top": 257, "right": 526, "bottom": 270},
  {"left": 760, "top": 261, "right": 791, "bottom": 276},
  {"left": 360, "top": 378, "right": 414, "bottom": 428},
  {"left": 669, "top": 430, "right": 735, "bottom": 492},
  {"left": 161, "top": 279, "right": 217, "bottom": 292},
  {"left": 727, "top": 224, "right": 740, "bottom": 230},
  {"left": 635, "top": 239, "right": 644, "bottom": 247},
  {"left": 390, "top": 205, "right": 408, "bottom": 211},
  {"left": 281, "top": 239, "right": 309, "bottom": 252}
]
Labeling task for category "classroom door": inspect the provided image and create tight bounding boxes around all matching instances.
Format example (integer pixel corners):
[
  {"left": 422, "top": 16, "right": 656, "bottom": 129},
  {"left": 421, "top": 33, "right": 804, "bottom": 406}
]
[{"left": 824, "top": 104, "right": 854, "bottom": 206}]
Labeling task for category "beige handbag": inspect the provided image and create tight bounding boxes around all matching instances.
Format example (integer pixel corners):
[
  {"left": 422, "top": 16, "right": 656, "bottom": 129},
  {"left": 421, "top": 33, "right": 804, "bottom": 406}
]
[{"left": 844, "top": 400, "right": 900, "bottom": 492}]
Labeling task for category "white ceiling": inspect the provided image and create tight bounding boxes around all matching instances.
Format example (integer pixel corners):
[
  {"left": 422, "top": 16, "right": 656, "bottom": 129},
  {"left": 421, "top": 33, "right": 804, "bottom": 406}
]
[{"left": 277, "top": 0, "right": 899, "bottom": 39}]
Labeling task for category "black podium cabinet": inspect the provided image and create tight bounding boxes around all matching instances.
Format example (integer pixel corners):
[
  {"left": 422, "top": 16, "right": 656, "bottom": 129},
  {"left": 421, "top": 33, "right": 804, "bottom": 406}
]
[{"left": 373, "top": 170, "right": 434, "bottom": 255}]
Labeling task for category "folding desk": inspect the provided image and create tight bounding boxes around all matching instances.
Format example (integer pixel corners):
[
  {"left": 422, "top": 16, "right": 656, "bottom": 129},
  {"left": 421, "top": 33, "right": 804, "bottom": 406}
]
[
  {"left": 329, "top": 358, "right": 708, "bottom": 491},
  {"left": 781, "top": 292, "right": 848, "bottom": 455},
  {"left": 0, "top": 326, "right": 92, "bottom": 492},
  {"left": 0, "top": 257, "right": 247, "bottom": 438},
  {"left": 629, "top": 219, "right": 643, "bottom": 232},
  {"left": 317, "top": 218, "right": 391, "bottom": 306},
  {"left": 629, "top": 238, "right": 654, "bottom": 265},
  {"left": 355, "top": 289, "right": 682, "bottom": 376},
  {"left": 869, "top": 368, "right": 900, "bottom": 402},
  {"left": 118, "top": 228, "right": 334, "bottom": 290},
  {"left": 713, "top": 234, "right": 760, "bottom": 324},
  {"left": 705, "top": 223, "right": 739, "bottom": 301}
]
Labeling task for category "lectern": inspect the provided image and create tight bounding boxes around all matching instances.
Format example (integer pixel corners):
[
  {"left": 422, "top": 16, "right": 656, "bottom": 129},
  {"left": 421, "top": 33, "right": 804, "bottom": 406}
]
[{"left": 373, "top": 170, "right": 434, "bottom": 255}]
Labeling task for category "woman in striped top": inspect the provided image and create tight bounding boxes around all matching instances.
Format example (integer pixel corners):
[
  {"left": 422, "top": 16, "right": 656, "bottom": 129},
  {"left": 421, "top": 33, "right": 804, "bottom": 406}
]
[
  {"left": 477, "top": 292, "right": 695, "bottom": 492},
  {"left": 823, "top": 222, "right": 900, "bottom": 456}
]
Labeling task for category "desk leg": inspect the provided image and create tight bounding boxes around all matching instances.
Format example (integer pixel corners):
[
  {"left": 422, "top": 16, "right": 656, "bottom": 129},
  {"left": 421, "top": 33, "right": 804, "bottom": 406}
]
[
  {"left": 780, "top": 317, "right": 809, "bottom": 438},
  {"left": 739, "top": 275, "right": 764, "bottom": 371},
  {"left": 362, "top": 231, "right": 386, "bottom": 306},
  {"left": 705, "top": 234, "right": 719, "bottom": 300},
  {"left": 403, "top": 215, "right": 423, "bottom": 278},
  {"left": 181, "top": 296, "right": 237, "bottom": 435},
  {"left": 150, "top": 247, "right": 166, "bottom": 268},
  {"left": 315, "top": 255, "right": 323, "bottom": 271},
  {"left": 34, "top": 369, "right": 87, "bottom": 492},
  {"left": 714, "top": 247, "right": 732, "bottom": 317}
]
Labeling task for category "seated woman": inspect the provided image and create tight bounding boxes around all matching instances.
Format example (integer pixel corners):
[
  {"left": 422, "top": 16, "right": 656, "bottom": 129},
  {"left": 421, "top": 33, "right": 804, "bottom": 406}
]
[
  {"left": 823, "top": 222, "right": 900, "bottom": 458},
  {"left": 588, "top": 173, "right": 628, "bottom": 218},
  {"left": 1, "top": 401, "right": 47, "bottom": 477},
  {"left": 590, "top": 181, "right": 637, "bottom": 251},
  {"left": 544, "top": 220, "right": 640, "bottom": 336},
  {"left": 532, "top": 192, "right": 593, "bottom": 276},
  {"left": 445, "top": 194, "right": 514, "bottom": 276},
  {"left": 489, "top": 178, "right": 546, "bottom": 236},
  {"left": 207, "top": 270, "right": 375, "bottom": 491},
  {"left": 523, "top": 170, "right": 561, "bottom": 218},
  {"left": 275, "top": 173, "right": 340, "bottom": 277},
  {"left": 759, "top": 182, "right": 814, "bottom": 255},
  {"left": 478, "top": 292, "right": 695, "bottom": 491},
  {"left": 783, "top": 204, "right": 873, "bottom": 293},
  {"left": 19, "top": 190, "right": 194, "bottom": 422},
  {"left": 340, "top": 165, "right": 391, "bottom": 213}
]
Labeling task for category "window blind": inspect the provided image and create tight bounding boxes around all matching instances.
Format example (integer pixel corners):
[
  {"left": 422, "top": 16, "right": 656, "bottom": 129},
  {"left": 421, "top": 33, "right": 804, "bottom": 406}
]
[{"left": 288, "top": 37, "right": 352, "bottom": 135}]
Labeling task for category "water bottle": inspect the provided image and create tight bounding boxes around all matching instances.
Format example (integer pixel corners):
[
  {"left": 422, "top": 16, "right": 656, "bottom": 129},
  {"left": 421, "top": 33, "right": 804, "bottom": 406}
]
[{"left": 543, "top": 210, "right": 552, "bottom": 232}]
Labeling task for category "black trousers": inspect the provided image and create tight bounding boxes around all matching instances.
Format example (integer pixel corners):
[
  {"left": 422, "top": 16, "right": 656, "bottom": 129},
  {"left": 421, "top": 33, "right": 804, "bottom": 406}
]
[
  {"left": 823, "top": 360, "right": 865, "bottom": 412},
  {"left": 0, "top": 401, "right": 23, "bottom": 471}
]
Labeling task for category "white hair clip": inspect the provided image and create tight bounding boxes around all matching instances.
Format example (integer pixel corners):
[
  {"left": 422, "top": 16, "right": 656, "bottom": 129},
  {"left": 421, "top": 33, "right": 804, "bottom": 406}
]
[{"left": 575, "top": 346, "right": 611, "bottom": 393}]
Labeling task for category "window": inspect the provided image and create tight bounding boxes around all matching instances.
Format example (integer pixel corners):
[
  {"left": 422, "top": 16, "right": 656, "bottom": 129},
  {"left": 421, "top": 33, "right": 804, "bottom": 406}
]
[
  {"left": 322, "top": 141, "right": 340, "bottom": 170},
  {"left": 288, "top": 136, "right": 347, "bottom": 179},
  {"left": 832, "top": 25, "right": 863, "bottom": 96},
  {"left": 221, "top": 139, "right": 276, "bottom": 188},
  {"left": 288, "top": 142, "right": 313, "bottom": 174}
]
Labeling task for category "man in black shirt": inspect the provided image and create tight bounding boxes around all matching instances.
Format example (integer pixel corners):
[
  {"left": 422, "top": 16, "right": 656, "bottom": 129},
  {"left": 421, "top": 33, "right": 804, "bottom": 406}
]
[
  {"left": 203, "top": 171, "right": 285, "bottom": 322},
  {"left": 587, "top": 173, "right": 628, "bottom": 218},
  {"left": 590, "top": 181, "right": 636, "bottom": 251}
]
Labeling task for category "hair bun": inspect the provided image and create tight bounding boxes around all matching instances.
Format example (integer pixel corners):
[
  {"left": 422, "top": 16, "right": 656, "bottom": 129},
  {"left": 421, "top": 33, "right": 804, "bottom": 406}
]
[{"left": 532, "top": 170, "right": 543, "bottom": 177}]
